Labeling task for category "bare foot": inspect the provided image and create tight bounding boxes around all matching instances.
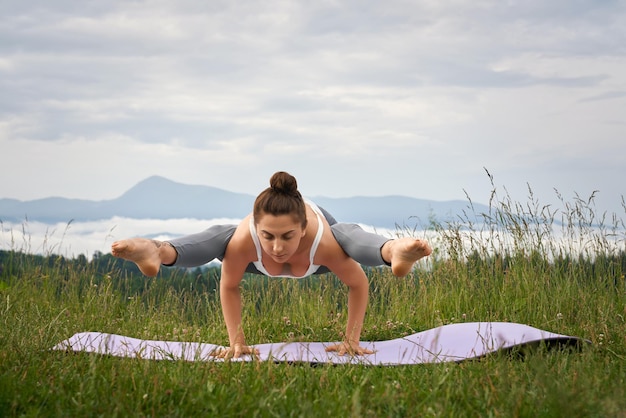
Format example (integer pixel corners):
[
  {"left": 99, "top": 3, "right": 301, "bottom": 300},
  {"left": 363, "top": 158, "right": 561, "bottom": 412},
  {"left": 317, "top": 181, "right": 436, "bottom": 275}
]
[
  {"left": 384, "top": 238, "right": 432, "bottom": 277},
  {"left": 111, "top": 238, "right": 164, "bottom": 277}
]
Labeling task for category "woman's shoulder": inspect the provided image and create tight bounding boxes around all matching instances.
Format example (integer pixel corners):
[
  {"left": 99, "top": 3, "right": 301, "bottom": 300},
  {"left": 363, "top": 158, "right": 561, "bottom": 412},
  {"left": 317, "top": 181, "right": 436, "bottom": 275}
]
[
  {"left": 314, "top": 219, "right": 349, "bottom": 264},
  {"left": 224, "top": 215, "right": 256, "bottom": 259}
]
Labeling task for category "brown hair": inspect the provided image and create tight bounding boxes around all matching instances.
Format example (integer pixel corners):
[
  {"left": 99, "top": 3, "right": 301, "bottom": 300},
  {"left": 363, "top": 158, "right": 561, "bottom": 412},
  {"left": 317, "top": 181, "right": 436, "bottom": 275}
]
[{"left": 253, "top": 171, "right": 307, "bottom": 228}]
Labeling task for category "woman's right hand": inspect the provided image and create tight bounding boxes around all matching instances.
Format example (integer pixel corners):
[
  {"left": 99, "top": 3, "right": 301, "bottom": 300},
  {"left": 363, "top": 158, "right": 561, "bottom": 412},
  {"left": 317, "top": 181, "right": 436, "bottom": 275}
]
[
  {"left": 211, "top": 343, "right": 260, "bottom": 359},
  {"left": 325, "top": 341, "right": 374, "bottom": 356}
]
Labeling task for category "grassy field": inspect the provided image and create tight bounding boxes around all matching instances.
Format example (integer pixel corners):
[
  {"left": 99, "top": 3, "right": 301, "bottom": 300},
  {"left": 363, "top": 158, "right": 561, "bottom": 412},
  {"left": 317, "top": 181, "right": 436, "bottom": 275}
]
[{"left": 1, "top": 188, "right": 625, "bottom": 417}]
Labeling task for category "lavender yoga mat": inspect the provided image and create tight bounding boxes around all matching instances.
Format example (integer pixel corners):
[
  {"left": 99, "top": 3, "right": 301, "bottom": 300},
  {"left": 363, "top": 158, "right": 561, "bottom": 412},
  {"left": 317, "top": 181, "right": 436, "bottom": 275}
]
[{"left": 52, "top": 322, "right": 586, "bottom": 365}]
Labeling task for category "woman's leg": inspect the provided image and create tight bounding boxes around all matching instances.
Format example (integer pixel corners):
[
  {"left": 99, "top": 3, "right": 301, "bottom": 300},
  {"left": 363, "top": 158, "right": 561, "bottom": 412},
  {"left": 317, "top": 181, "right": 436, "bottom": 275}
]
[
  {"left": 319, "top": 205, "right": 432, "bottom": 276},
  {"left": 168, "top": 225, "right": 237, "bottom": 267},
  {"left": 330, "top": 223, "right": 390, "bottom": 266},
  {"left": 317, "top": 205, "right": 390, "bottom": 266},
  {"left": 111, "top": 224, "right": 238, "bottom": 276}
]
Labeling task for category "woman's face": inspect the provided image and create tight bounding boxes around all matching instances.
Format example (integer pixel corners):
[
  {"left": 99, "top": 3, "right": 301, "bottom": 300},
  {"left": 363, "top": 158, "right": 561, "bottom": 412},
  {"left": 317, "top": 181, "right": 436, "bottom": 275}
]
[{"left": 255, "top": 213, "right": 306, "bottom": 263}]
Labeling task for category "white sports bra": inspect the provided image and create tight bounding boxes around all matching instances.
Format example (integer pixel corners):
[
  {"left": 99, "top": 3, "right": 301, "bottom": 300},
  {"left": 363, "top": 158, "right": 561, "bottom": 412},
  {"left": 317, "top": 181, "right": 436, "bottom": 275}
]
[{"left": 248, "top": 200, "right": 324, "bottom": 278}]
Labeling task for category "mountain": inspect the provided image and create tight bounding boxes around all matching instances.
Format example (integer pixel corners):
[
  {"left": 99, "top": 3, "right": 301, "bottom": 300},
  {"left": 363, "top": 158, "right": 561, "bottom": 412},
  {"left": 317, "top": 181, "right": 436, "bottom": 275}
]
[{"left": 0, "top": 176, "right": 487, "bottom": 229}]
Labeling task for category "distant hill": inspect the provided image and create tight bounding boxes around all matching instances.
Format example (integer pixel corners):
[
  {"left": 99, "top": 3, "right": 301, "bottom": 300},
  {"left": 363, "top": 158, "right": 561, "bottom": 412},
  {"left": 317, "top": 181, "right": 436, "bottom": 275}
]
[{"left": 0, "top": 176, "right": 488, "bottom": 229}]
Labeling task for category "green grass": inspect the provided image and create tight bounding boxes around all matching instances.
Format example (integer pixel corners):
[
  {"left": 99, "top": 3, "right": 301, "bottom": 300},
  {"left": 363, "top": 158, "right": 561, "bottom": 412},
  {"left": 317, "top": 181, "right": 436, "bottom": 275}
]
[{"left": 1, "top": 186, "right": 626, "bottom": 417}]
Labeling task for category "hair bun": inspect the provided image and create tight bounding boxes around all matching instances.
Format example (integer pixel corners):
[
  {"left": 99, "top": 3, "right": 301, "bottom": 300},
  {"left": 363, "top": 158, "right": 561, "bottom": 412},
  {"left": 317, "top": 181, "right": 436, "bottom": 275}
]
[{"left": 270, "top": 171, "right": 299, "bottom": 196}]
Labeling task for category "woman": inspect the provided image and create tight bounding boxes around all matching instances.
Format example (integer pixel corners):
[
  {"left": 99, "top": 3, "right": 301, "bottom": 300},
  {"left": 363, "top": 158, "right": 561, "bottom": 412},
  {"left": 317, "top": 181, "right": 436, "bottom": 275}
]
[{"left": 112, "top": 172, "right": 431, "bottom": 358}]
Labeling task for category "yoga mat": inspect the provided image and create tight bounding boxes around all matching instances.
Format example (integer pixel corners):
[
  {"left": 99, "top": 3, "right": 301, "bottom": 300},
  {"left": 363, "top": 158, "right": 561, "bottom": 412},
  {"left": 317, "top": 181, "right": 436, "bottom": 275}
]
[{"left": 52, "top": 322, "right": 586, "bottom": 365}]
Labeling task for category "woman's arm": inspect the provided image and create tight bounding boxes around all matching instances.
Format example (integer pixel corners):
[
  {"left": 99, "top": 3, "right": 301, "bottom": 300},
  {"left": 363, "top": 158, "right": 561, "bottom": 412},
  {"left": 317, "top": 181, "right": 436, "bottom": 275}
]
[
  {"left": 220, "top": 261, "right": 245, "bottom": 344},
  {"left": 215, "top": 257, "right": 260, "bottom": 359},
  {"left": 325, "top": 257, "right": 374, "bottom": 355},
  {"left": 213, "top": 225, "right": 260, "bottom": 359}
]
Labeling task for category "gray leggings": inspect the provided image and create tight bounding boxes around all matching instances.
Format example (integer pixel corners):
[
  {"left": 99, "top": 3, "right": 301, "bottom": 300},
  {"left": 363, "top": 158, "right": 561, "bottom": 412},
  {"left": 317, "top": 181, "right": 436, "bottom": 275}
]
[{"left": 168, "top": 206, "right": 390, "bottom": 275}]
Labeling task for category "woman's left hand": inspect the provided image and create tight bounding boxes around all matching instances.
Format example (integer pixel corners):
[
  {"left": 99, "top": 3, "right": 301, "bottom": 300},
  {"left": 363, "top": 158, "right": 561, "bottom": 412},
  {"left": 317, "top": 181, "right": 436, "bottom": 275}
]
[
  {"left": 325, "top": 341, "right": 374, "bottom": 356},
  {"left": 211, "top": 344, "right": 259, "bottom": 359}
]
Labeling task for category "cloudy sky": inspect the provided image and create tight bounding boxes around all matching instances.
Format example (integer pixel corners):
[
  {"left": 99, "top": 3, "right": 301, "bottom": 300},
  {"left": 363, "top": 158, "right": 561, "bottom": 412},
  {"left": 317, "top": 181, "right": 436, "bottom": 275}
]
[{"left": 1, "top": 0, "right": 625, "bottom": 216}]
